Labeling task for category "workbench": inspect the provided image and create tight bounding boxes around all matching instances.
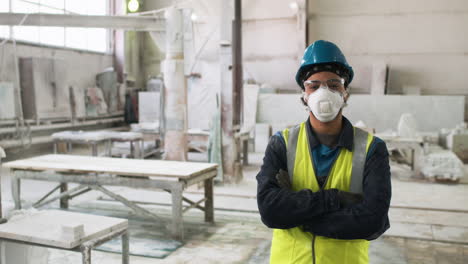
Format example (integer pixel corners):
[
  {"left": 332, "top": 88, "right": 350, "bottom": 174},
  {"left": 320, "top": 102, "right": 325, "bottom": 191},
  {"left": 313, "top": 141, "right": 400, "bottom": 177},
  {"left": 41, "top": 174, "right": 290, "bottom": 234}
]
[
  {"left": 3, "top": 154, "right": 218, "bottom": 240},
  {"left": 106, "top": 131, "right": 144, "bottom": 159},
  {"left": 377, "top": 134, "right": 424, "bottom": 177},
  {"left": 52, "top": 131, "right": 144, "bottom": 158},
  {"left": 0, "top": 210, "right": 128, "bottom": 264},
  {"left": 52, "top": 131, "right": 112, "bottom": 157},
  {"left": 135, "top": 128, "right": 250, "bottom": 165}
]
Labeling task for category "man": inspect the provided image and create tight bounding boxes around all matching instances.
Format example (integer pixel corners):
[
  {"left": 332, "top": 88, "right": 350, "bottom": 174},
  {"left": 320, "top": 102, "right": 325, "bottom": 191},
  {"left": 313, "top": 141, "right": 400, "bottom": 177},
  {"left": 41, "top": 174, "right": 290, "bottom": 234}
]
[{"left": 256, "top": 40, "right": 391, "bottom": 264}]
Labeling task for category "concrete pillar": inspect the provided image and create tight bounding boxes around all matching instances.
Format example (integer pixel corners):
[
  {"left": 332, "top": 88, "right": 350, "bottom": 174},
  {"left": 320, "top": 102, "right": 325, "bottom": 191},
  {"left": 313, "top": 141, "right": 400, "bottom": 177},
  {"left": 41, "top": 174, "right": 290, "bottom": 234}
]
[
  {"left": 112, "top": 0, "right": 125, "bottom": 83},
  {"left": 163, "top": 8, "right": 188, "bottom": 161},
  {"left": 296, "top": 0, "right": 307, "bottom": 58},
  {"left": 220, "top": 0, "right": 235, "bottom": 182}
]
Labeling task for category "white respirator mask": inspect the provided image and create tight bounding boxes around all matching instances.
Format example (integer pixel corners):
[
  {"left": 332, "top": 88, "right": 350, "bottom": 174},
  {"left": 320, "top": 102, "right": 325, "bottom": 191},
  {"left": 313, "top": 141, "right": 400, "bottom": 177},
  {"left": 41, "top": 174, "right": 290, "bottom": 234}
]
[{"left": 304, "top": 87, "right": 345, "bottom": 123}]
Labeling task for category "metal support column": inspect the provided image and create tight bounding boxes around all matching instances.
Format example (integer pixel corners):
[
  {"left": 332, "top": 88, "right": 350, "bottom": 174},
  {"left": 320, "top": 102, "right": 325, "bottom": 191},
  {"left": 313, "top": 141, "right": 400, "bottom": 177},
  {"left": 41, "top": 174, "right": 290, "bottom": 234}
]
[{"left": 220, "top": 0, "right": 242, "bottom": 182}]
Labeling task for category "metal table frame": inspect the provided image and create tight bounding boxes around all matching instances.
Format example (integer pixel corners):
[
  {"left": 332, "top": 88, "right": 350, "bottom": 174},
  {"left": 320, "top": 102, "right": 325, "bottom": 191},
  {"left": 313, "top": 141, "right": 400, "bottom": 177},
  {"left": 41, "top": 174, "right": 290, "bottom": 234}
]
[
  {"left": 139, "top": 132, "right": 163, "bottom": 158},
  {"left": 53, "top": 132, "right": 144, "bottom": 159},
  {"left": 110, "top": 137, "right": 143, "bottom": 159},
  {"left": 0, "top": 147, "right": 6, "bottom": 224},
  {"left": 139, "top": 130, "right": 250, "bottom": 165},
  {"left": 0, "top": 226, "right": 129, "bottom": 264},
  {"left": 10, "top": 168, "right": 216, "bottom": 241},
  {"left": 236, "top": 131, "right": 250, "bottom": 166},
  {"left": 381, "top": 137, "right": 423, "bottom": 177},
  {"left": 53, "top": 138, "right": 111, "bottom": 157}
]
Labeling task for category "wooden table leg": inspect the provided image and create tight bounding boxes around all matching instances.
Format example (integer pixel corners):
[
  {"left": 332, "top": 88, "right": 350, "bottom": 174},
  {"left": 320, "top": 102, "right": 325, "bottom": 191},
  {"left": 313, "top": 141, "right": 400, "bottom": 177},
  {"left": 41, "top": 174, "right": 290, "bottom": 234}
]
[
  {"left": 60, "top": 183, "right": 69, "bottom": 209},
  {"left": 136, "top": 140, "right": 143, "bottom": 159},
  {"left": 171, "top": 185, "right": 184, "bottom": 241},
  {"left": 0, "top": 157, "right": 7, "bottom": 223},
  {"left": 91, "top": 143, "right": 98, "bottom": 157},
  {"left": 81, "top": 243, "right": 92, "bottom": 264},
  {"left": 122, "top": 231, "right": 129, "bottom": 264},
  {"left": 130, "top": 141, "right": 135, "bottom": 158},
  {"left": 242, "top": 138, "right": 249, "bottom": 166},
  {"left": 80, "top": 227, "right": 128, "bottom": 264},
  {"left": 56, "top": 141, "right": 68, "bottom": 154},
  {"left": 204, "top": 177, "right": 214, "bottom": 223},
  {"left": 107, "top": 139, "right": 112, "bottom": 157},
  {"left": 11, "top": 172, "right": 21, "bottom": 210}
]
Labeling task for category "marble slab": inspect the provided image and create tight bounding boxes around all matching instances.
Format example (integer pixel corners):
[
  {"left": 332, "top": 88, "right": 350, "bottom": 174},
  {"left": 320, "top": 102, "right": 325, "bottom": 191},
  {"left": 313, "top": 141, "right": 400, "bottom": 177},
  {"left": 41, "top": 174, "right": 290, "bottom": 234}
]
[{"left": 0, "top": 210, "right": 127, "bottom": 249}]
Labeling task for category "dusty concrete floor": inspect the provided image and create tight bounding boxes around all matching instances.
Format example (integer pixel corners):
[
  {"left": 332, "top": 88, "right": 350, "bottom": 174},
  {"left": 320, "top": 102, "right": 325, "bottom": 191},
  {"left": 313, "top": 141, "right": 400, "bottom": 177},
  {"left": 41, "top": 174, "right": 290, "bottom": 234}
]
[{"left": 1, "top": 148, "right": 468, "bottom": 263}]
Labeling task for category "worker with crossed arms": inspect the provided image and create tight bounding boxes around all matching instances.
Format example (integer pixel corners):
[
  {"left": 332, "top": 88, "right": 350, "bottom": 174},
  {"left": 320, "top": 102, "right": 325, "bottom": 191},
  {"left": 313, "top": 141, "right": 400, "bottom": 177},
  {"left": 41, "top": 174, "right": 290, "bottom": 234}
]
[{"left": 256, "top": 40, "right": 391, "bottom": 264}]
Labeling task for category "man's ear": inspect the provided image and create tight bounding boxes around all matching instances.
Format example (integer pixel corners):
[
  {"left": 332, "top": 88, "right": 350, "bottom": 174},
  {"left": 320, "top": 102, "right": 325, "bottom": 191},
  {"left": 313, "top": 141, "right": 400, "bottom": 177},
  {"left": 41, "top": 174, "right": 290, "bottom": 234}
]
[
  {"left": 301, "top": 91, "right": 308, "bottom": 106},
  {"left": 343, "top": 91, "right": 350, "bottom": 103}
]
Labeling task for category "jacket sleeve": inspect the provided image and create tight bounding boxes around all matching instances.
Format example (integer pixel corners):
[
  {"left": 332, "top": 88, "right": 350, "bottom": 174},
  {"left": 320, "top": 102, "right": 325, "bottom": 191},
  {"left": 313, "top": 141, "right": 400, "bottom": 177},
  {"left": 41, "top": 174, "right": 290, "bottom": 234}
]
[
  {"left": 302, "top": 139, "right": 392, "bottom": 240},
  {"left": 256, "top": 134, "right": 341, "bottom": 229}
]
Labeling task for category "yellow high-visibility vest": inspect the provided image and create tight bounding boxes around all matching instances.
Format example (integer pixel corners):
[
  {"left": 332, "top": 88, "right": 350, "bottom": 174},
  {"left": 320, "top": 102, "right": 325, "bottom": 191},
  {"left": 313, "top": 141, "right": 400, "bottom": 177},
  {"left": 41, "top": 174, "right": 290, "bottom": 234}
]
[{"left": 270, "top": 122, "right": 374, "bottom": 264}]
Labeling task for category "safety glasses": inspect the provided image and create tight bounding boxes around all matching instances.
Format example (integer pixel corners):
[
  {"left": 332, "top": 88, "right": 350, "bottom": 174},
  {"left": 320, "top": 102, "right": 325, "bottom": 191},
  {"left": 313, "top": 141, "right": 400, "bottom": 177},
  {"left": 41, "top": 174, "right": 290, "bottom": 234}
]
[{"left": 303, "top": 78, "right": 345, "bottom": 92}]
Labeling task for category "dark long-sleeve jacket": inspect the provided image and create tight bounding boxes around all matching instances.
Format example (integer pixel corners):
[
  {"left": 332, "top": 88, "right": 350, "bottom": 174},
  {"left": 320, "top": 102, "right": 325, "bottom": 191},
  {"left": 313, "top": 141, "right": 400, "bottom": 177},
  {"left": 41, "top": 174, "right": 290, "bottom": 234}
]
[{"left": 256, "top": 116, "right": 391, "bottom": 240}]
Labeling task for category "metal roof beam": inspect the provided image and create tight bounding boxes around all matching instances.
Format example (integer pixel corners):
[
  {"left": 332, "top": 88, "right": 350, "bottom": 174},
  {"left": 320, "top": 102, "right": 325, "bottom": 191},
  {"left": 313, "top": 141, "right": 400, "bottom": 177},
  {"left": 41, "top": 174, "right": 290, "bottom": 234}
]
[{"left": 0, "top": 13, "right": 165, "bottom": 31}]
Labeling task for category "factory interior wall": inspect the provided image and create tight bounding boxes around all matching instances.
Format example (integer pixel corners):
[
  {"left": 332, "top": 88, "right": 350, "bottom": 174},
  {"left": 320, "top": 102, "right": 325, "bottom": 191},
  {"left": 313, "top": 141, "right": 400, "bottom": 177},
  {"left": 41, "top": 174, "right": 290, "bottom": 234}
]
[
  {"left": 125, "top": 0, "right": 303, "bottom": 129},
  {"left": 0, "top": 41, "right": 113, "bottom": 95},
  {"left": 123, "top": 0, "right": 468, "bottom": 128},
  {"left": 308, "top": 0, "right": 468, "bottom": 121}
]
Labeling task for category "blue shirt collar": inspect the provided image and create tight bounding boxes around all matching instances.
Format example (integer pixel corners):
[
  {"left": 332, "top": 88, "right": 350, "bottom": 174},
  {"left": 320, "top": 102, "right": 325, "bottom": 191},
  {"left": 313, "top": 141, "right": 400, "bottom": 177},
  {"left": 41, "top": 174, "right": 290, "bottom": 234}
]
[{"left": 305, "top": 116, "right": 354, "bottom": 151}]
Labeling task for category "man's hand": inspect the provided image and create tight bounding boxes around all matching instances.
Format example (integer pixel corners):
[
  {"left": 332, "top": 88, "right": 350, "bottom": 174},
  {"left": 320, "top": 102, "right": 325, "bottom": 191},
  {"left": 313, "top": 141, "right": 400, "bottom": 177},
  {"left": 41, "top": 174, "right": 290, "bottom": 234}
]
[
  {"left": 275, "top": 169, "right": 292, "bottom": 190},
  {"left": 337, "top": 191, "right": 363, "bottom": 207}
]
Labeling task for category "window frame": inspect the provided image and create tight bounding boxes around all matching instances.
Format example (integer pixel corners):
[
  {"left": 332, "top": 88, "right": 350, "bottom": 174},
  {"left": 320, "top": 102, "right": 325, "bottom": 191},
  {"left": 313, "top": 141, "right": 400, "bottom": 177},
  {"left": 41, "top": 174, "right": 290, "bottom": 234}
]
[{"left": 0, "top": 0, "right": 113, "bottom": 54}]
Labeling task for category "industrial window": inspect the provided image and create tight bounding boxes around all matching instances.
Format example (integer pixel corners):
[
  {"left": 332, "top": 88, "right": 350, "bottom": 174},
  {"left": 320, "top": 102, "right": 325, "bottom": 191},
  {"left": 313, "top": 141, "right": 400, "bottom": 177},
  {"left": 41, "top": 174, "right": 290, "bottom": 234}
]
[
  {"left": 0, "top": 1, "right": 10, "bottom": 39},
  {"left": 0, "top": 0, "right": 110, "bottom": 53}
]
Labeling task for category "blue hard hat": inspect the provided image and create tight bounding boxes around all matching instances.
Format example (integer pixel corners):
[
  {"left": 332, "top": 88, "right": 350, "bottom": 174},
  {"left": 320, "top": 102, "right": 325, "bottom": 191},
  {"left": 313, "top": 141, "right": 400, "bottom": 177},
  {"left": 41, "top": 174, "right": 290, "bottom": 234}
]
[{"left": 295, "top": 40, "right": 354, "bottom": 88}]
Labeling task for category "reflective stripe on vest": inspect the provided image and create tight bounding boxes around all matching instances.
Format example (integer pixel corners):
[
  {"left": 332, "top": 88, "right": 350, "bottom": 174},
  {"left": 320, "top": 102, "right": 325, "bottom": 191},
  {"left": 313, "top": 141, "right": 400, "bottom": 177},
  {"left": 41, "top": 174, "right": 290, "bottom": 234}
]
[
  {"left": 282, "top": 124, "right": 370, "bottom": 194},
  {"left": 350, "top": 127, "right": 369, "bottom": 194},
  {"left": 272, "top": 122, "right": 374, "bottom": 264},
  {"left": 285, "top": 124, "right": 300, "bottom": 183}
]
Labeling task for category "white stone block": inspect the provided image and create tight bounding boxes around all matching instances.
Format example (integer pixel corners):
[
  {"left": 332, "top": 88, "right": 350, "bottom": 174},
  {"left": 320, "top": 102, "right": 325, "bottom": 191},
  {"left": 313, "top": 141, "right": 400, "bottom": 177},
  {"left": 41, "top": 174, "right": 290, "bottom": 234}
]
[
  {"left": 139, "top": 92, "right": 161, "bottom": 123},
  {"left": 60, "top": 223, "right": 84, "bottom": 241},
  {"left": 370, "top": 62, "right": 387, "bottom": 95}
]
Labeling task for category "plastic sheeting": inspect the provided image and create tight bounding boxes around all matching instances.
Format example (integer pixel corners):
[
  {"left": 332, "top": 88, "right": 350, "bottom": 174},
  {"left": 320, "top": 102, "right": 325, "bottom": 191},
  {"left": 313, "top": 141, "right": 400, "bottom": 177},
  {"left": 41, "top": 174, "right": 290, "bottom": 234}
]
[
  {"left": 188, "top": 61, "right": 220, "bottom": 130},
  {"left": 207, "top": 96, "right": 223, "bottom": 181},
  {"left": 420, "top": 145, "right": 464, "bottom": 181},
  {"left": 51, "top": 131, "right": 111, "bottom": 141},
  {"left": 242, "top": 84, "right": 260, "bottom": 133},
  {"left": 51, "top": 131, "right": 143, "bottom": 141}
]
